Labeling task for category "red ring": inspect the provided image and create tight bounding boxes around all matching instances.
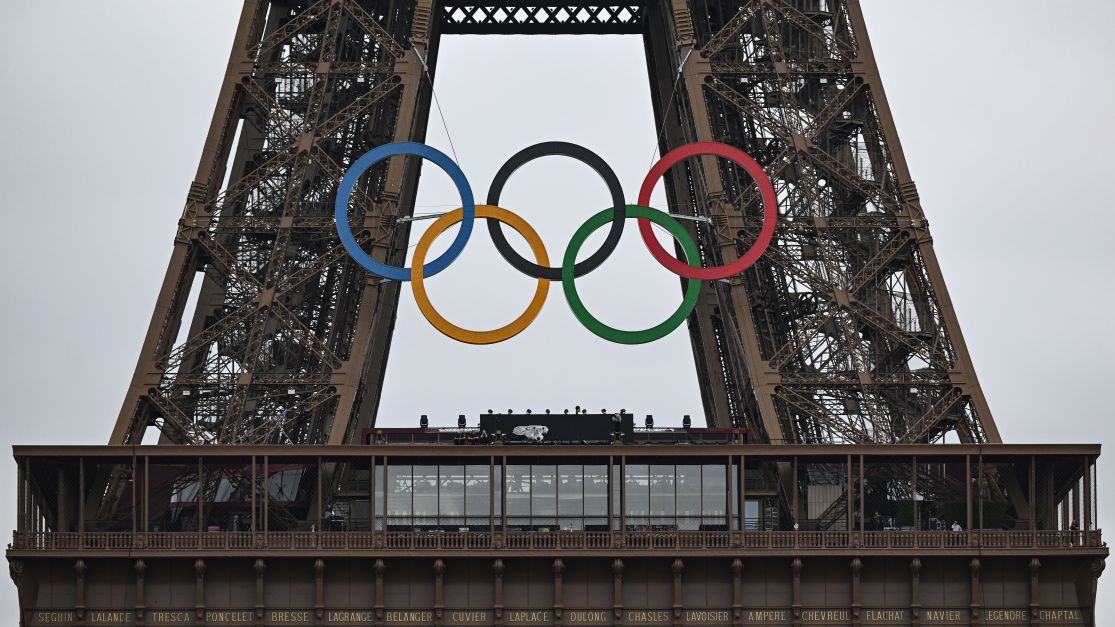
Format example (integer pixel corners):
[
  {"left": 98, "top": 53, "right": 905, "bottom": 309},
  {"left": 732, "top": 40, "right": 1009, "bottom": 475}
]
[{"left": 637, "top": 142, "right": 778, "bottom": 280}]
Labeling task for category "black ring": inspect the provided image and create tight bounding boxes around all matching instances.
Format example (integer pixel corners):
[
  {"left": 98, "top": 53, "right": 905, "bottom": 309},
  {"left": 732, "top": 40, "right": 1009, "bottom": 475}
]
[{"left": 486, "top": 142, "right": 627, "bottom": 280}]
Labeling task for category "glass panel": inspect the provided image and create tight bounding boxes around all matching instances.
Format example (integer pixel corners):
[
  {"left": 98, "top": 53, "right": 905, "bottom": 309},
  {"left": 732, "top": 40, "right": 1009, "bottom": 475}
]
[
  {"left": 744, "top": 499, "right": 760, "bottom": 531},
  {"left": 584, "top": 464, "right": 608, "bottom": 519},
  {"left": 558, "top": 465, "right": 584, "bottom": 517},
  {"left": 440, "top": 465, "right": 465, "bottom": 527},
  {"left": 413, "top": 465, "right": 438, "bottom": 527},
  {"left": 702, "top": 463, "right": 727, "bottom": 529},
  {"left": 676, "top": 465, "right": 701, "bottom": 529},
  {"left": 532, "top": 464, "right": 557, "bottom": 527},
  {"left": 626, "top": 464, "right": 649, "bottom": 528},
  {"left": 649, "top": 464, "right": 675, "bottom": 528},
  {"left": 506, "top": 464, "right": 531, "bottom": 527},
  {"left": 387, "top": 464, "right": 412, "bottom": 528},
  {"left": 464, "top": 464, "right": 490, "bottom": 522}
]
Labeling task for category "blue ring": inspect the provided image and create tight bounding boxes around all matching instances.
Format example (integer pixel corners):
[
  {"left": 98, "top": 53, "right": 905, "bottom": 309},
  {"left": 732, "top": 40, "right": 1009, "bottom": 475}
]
[{"left": 334, "top": 142, "right": 475, "bottom": 281}]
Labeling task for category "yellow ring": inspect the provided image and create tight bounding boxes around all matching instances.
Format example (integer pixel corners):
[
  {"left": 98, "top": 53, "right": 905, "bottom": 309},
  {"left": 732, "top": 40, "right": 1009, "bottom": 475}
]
[{"left": 410, "top": 205, "right": 549, "bottom": 344}]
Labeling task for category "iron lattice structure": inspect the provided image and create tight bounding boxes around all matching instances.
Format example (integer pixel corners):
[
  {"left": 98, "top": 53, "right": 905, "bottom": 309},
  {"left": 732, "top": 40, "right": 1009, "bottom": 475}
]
[{"left": 111, "top": 0, "right": 999, "bottom": 448}]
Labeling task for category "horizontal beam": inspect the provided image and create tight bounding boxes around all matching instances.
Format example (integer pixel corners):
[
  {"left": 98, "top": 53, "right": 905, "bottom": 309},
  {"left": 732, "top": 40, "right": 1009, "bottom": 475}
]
[
  {"left": 9, "top": 529, "right": 1106, "bottom": 558},
  {"left": 10, "top": 442, "right": 1102, "bottom": 459}
]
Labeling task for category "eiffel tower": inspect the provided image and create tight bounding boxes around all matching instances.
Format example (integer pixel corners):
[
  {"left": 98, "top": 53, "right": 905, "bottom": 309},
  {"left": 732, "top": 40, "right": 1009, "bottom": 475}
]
[
  {"left": 7, "top": 1, "right": 1106, "bottom": 625},
  {"left": 110, "top": 0, "right": 994, "bottom": 449}
]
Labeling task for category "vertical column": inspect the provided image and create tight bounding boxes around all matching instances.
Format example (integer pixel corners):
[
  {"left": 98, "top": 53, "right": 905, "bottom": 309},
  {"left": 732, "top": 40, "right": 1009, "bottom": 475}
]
[
  {"left": 739, "top": 456, "right": 746, "bottom": 534},
  {"left": 1028, "top": 558, "right": 1040, "bottom": 626},
  {"left": 135, "top": 560, "right": 147, "bottom": 626},
  {"left": 314, "top": 559, "right": 326, "bottom": 626},
  {"left": 382, "top": 457, "right": 390, "bottom": 548},
  {"left": 74, "top": 560, "right": 86, "bottom": 626},
  {"left": 493, "top": 560, "right": 505, "bottom": 626},
  {"left": 253, "top": 559, "right": 266, "bottom": 627},
  {"left": 966, "top": 456, "right": 973, "bottom": 534},
  {"left": 792, "top": 457, "right": 799, "bottom": 527},
  {"left": 143, "top": 456, "right": 150, "bottom": 535},
  {"left": 553, "top": 559, "right": 565, "bottom": 626},
  {"left": 262, "top": 457, "right": 269, "bottom": 537},
  {"left": 433, "top": 559, "right": 445, "bottom": 627},
  {"left": 612, "top": 559, "right": 624, "bottom": 627},
  {"left": 969, "top": 558, "right": 981, "bottom": 627},
  {"left": 671, "top": 559, "right": 684, "bottom": 627},
  {"left": 910, "top": 558, "right": 922, "bottom": 627},
  {"left": 374, "top": 560, "right": 386, "bottom": 626},
  {"left": 16, "top": 458, "right": 25, "bottom": 534},
  {"left": 500, "top": 456, "right": 507, "bottom": 548},
  {"left": 1029, "top": 456, "right": 1036, "bottom": 538},
  {"left": 1083, "top": 456, "right": 1093, "bottom": 534},
  {"left": 730, "top": 559, "right": 742, "bottom": 627},
  {"left": 78, "top": 458, "right": 85, "bottom": 545},
  {"left": 197, "top": 457, "right": 204, "bottom": 533},
  {"left": 847, "top": 456, "right": 854, "bottom": 542},
  {"left": 489, "top": 456, "right": 496, "bottom": 540},
  {"left": 851, "top": 558, "right": 862, "bottom": 627},
  {"left": 912, "top": 456, "right": 918, "bottom": 532},
  {"left": 791, "top": 558, "right": 802, "bottom": 627},
  {"left": 250, "top": 456, "right": 256, "bottom": 540},
  {"left": 620, "top": 457, "right": 627, "bottom": 541},
  {"left": 194, "top": 559, "right": 206, "bottom": 626}
]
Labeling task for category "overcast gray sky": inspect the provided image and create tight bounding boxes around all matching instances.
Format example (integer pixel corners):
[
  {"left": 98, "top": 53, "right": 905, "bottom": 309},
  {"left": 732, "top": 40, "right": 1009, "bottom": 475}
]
[{"left": 1, "top": 0, "right": 1112, "bottom": 619}]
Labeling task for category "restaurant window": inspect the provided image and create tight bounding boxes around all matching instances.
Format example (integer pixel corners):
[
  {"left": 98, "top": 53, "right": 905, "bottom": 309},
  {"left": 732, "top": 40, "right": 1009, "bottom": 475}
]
[{"left": 465, "top": 464, "right": 490, "bottom": 529}]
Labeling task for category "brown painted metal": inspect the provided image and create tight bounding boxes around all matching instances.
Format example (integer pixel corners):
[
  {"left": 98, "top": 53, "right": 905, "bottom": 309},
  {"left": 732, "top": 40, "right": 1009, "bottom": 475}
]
[{"left": 109, "top": 0, "right": 1002, "bottom": 449}]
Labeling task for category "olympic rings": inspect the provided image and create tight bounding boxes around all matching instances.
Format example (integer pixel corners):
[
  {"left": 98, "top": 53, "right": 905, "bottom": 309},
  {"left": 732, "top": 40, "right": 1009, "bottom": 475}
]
[
  {"left": 637, "top": 142, "right": 778, "bottom": 281},
  {"left": 411, "top": 205, "right": 550, "bottom": 345},
  {"left": 486, "top": 142, "right": 626, "bottom": 280},
  {"left": 334, "top": 141, "right": 475, "bottom": 281},
  {"left": 563, "top": 205, "right": 702, "bottom": 345},
  {"left": 334, "top": 140, "right": 777, "bottom": 344}
]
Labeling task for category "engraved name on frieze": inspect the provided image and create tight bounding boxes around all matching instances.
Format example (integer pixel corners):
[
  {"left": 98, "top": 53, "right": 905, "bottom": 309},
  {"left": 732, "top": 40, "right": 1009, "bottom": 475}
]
[
  {"left": 742, "top": 608, "right": 791, "bottom": 623},
  {"left": 566, "top": 609, "right": 611, "bottom": 624},
  {"left": 505, "top": 609, "right": 553, "bottom": 623},
  {"left": 384, "top": 609, "right": 434, "bottom": 623},
  {"left": 863, "top": 608, "right": 910, "bottom": 623},
  {"left": 921, "top": 608, "right": 968, "bottom": 624},
  {"left": 266, "top": 609, "right": 313, "bottom": 623},
  {"left": 624, "top": 609, "right": 672, "bottom": 624},
  {"left": 446, "top": 609, "right": 493, "bottom": 624},
  {"left": 801, "top": 608, "right": 851, "bottom": 622}
]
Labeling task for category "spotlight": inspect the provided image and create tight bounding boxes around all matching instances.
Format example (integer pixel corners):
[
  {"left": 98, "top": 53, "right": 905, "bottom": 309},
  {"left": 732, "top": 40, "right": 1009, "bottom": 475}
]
[
  {"left": 420, "top": 415, "right": 428, "bottom": 429},
  {"left": 458, "top": 415, "right": 466, "bottom": 428},
  {"left": 645, "top": 415, "right": 654, "bottom": 429},
  {"left": 682, "top": 415, "right": 692, "bottom": 429}
]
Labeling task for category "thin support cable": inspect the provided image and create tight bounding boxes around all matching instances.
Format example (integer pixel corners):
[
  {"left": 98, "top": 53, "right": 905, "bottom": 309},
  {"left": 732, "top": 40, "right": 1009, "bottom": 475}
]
[
  {"left": 413, "top": 46, "right": 462, "bottom": 166},
  {"left": 648, "top": 47, "right": 694, "bottom": 167}
]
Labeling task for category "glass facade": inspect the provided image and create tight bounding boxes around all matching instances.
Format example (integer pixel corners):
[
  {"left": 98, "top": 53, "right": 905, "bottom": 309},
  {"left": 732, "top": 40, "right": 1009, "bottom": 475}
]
[
  {"left": 386, "top": 463, "right": 493, "bottom": 530},
  {"left": 625, "top": 464, "right": 727, "bottom": 530},
  {"left": 371, "top": 459, "right": 734, "bottom": 531}
]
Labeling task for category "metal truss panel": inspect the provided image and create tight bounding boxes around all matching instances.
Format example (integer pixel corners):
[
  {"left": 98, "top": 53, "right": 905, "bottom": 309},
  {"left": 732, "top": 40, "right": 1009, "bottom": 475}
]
[{"left": 441, "top": 2, "right": 648, "bottom": 34}]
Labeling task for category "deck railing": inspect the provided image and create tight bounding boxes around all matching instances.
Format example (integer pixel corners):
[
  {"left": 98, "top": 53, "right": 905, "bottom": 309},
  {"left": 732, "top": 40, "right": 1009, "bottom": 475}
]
[{"left": 9, "top": 529, "right": 1104, "bottom": 552}]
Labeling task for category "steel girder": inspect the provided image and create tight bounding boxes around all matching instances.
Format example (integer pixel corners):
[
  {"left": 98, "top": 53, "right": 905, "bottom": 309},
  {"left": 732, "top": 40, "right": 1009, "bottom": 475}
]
[
  {"left": 642, "top": 0, "right": 999, "bottom": 444},
  {"left": 111, "top": 0, "right": 1000, "bottom": 449},
  {"left": 111, "top": 0, "right": 441, "bottom": 446}
]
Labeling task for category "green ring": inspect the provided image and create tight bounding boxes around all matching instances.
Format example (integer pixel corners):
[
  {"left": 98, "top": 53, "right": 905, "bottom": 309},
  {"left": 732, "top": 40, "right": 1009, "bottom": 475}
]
[{"left": 562, "top": 204, "right": 703, "bottom": 345}]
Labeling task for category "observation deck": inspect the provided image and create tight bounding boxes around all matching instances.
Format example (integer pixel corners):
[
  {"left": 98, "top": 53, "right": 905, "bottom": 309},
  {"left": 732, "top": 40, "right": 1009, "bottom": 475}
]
[{"left": 8, "top": 417, "right": 1106, "bottom": 626}]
